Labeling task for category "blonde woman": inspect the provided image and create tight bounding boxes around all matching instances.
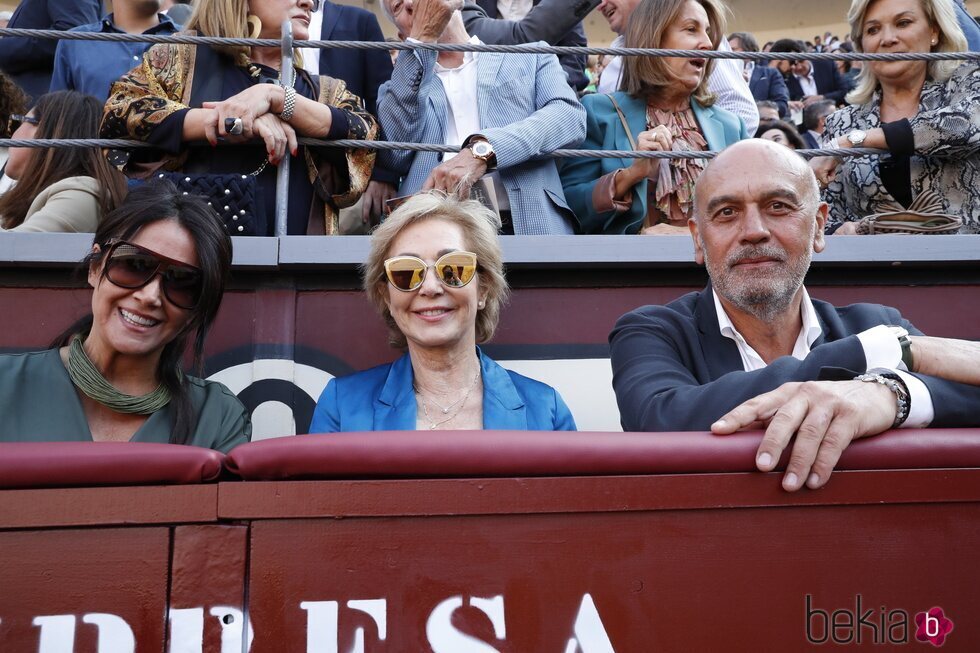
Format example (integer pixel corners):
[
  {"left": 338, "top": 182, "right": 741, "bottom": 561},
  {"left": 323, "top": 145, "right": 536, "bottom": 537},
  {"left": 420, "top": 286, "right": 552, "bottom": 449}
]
[
  {"left": 101, "top": 0, "right": 378, "bottom": 235},
  {"left": 310, "top": 192, "right": 576, "bottom": 432},
  {"left": 816, "top": 0, "right": 979, "bottom": 234}
]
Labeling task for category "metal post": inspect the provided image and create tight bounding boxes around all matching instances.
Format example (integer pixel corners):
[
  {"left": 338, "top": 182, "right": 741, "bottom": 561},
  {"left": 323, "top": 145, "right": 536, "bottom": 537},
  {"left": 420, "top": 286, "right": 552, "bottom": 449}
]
[{"left": 274, "top": 20, "right": 294, "bottom": 237}]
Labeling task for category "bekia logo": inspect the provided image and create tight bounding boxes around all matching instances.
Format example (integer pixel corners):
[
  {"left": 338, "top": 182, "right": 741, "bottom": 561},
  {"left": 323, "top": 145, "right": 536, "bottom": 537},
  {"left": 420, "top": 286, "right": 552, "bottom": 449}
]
[
  {"left": 806, "top": 595, "right": 954, "bottom": 647},
  {"left": 915, "top": 607, "right": 954, "bottom": 647}
]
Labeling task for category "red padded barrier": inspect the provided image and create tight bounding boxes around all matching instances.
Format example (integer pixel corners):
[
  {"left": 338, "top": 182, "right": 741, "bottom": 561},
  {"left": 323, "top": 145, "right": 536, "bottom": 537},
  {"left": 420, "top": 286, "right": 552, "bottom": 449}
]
[
  {"left": 225, "top": 428, "right": 980, "bottom": 480},
  {"left": 0, "top": 442, "right": 225, "bottom": 489}
]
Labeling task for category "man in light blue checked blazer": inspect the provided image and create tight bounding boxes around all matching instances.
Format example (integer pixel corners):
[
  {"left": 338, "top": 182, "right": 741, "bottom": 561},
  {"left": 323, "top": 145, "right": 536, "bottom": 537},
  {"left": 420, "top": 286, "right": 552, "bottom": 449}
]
[{"left": 377, "top": 0, "right": 586, "bottom": 234}]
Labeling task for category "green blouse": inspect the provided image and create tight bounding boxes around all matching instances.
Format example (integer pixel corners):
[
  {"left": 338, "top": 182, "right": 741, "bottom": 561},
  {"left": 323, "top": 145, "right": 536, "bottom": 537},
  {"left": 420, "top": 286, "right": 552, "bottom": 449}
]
[{"left": 0, "top": 349, "right": 251, "bottom": 453}]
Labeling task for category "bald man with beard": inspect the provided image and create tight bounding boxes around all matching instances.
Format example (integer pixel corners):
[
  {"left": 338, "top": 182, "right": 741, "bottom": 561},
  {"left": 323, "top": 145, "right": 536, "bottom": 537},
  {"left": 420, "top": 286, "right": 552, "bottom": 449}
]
[{"left": 609, "top": 139, "right": 980, "bottom": 492}]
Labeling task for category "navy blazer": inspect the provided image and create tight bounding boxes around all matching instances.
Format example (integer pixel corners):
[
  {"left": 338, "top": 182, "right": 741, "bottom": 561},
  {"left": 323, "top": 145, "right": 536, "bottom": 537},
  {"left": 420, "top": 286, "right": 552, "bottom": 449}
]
[
  {"left": 316, "top": 0, "right": 398, "bottom": 184},
  {"left": 785, "top": 59, "right": 850, "bottom": 104},
  {"left": 310, "top": 349, "right": 577, "bottom": 432},
  {"left": 748, "top": 65, "right": 789, "bottom": 118},
  {"left": 609, "top": 286, "right": 980, "bottom": 432},
  {"left": 0, "top": 0, "right": 101, "bottom": 101}
]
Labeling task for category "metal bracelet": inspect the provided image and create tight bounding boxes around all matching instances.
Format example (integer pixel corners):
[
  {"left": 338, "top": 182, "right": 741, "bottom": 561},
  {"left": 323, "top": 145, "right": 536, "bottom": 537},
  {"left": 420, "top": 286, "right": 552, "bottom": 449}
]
[
  {"left": 854, "top": 372, "right": 910, "bottom": 429},
  {"left": 278, "top": 85, "right": 296, "bottom": 122}
]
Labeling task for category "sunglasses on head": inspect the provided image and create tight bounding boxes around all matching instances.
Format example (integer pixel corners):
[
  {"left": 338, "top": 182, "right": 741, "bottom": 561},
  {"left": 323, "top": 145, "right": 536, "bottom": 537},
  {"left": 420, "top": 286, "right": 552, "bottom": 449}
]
[
  {"left": 384, "top": 251, "right": 479, "bottom": 292},
  {"left": 102, "top": 240, "right": 204, "bottom": 310},
  {"left": 7, "top": 113, "right": 39, "bottom": 134}
]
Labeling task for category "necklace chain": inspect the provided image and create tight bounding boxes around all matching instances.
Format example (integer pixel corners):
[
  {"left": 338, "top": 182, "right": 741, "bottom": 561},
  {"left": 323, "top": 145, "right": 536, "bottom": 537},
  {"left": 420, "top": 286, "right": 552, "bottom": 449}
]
[{"left": 414, "top": 368, "right": 481, "bottom": 430}]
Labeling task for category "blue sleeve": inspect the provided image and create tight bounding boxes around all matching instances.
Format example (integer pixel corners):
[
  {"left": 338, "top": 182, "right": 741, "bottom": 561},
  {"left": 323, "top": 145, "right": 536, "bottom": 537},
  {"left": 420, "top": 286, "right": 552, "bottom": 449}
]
[
  {"left": 769, "top": 72, "right": 790, "bottom": 118},
  {"left": 310, "top": 378, "right": 342, "bottom": 433},
  {"left": 955, "top": 2, "right": 980, "bottom": 51},
  {"left": 0, "top": 1, "right": 100, "bottom": 72},
  {"left": 49, "top": 40, "right": 73, "bottom": 92}
]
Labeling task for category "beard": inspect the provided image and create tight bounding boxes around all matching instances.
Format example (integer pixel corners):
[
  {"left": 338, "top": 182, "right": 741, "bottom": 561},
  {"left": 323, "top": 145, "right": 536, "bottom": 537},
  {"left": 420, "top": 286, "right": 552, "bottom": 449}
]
[{"left": 704, "top": 239, "right": 812, "bottom": 323}]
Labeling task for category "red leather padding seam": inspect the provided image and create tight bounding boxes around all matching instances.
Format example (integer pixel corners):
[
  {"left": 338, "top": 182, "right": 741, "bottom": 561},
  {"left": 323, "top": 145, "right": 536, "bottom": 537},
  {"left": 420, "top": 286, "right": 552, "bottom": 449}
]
[
  {"left": 0, "top": 442, "right": 225, "bottom": 489},
  {"left": 224, "top": 429, "right": 980, "bottom": 481}
]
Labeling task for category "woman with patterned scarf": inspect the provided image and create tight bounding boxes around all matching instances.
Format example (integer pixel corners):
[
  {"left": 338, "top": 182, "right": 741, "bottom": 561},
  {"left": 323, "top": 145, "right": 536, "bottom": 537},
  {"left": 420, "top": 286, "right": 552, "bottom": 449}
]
[
  {"left": 101, "top": 0, "right": 378, "bottom": 235},
  {"left": 560, "top": 0, "right": 747, "bottom": 235}
]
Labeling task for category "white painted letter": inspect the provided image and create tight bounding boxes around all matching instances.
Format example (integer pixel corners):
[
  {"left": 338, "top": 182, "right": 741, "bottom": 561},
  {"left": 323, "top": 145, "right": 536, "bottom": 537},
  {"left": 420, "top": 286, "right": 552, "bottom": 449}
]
[
  {"left": 346, "top": 599, "right": 388, "bottom": 651},
  {"left": 33, "top": 615, "right": 76, "bottom": 653},
  {"left": 301, "top": 601, "right": 339, "bottom": 653},
  {"left": 81, "top": 613, "right": 135, "bottom": 653},
  {"left": 426, "top": 595, "right": 505, "bottom": 653},
  {"left": 563, "top": 594, "right": 614, "bottom": 653},
  {"left": 168, "top": 608, "right": 204, "bottom": 653},
  {"left": 209, "top": 607, "right": 253, "bottom": 653}
]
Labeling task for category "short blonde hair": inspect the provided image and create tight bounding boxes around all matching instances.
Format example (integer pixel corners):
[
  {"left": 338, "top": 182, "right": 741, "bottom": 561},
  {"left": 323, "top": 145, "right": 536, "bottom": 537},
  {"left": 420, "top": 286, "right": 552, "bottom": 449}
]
[
  {"left": 846, "top": 0, "right": 967, "bottom": 105},
  {"left": 364, "top": 191, "right": 510, "bottom": 349},
  {"left": 620, "top": 0, "right": 727, "bottom": 107}
]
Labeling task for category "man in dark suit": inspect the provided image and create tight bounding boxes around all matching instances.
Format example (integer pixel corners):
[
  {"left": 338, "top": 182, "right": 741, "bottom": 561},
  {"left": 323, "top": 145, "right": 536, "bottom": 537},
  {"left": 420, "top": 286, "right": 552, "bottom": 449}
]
[
  {"left": 770, "top": 38, "right": 851, "bottom": 106},
  {"left": 800, "top": 99, "right": 835, "bottom": 149},
  {"left": 610, "top": 139, "right": 980, "bottom": 492},
  {"left": 0, "top": 0, "right": 101, "bottom": 102},
  {"left": 463, "top": 0, "right": 597, "bottom": 92},
  {"left": 303, "top": 0, "right": 398, "bottom": 227},
  {"left": 729, "top": 32, "right": 789, "bottom": 118}
]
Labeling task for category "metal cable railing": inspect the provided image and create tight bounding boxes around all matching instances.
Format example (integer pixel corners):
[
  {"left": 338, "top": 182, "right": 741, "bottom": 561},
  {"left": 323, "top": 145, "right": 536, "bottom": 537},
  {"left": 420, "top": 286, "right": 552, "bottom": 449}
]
[{"left": 0, "top": 25, "right": 972, "bottom": 233}]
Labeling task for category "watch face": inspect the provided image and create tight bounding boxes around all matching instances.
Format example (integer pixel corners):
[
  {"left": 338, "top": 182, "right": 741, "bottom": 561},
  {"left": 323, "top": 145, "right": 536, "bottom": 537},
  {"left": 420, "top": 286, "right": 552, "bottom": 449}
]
[{"left": 471, "top": 141, "right": 492, "bottom": 158}]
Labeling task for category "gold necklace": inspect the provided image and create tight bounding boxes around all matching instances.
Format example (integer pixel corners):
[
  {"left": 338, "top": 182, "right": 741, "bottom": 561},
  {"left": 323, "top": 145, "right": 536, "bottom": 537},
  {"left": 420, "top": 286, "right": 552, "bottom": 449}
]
[{"left": 415, "top": 368, "right": 481, "bottom": 430}]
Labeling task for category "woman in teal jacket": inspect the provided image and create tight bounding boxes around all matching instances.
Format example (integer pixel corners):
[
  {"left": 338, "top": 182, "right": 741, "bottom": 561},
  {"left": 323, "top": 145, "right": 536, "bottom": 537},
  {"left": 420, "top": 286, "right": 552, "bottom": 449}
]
[
  {"left": 309, "top": 191, "right": 576, "bottom": 433},
  {"left": 561, "top": 0, "right": 747, "bottom": 235}
]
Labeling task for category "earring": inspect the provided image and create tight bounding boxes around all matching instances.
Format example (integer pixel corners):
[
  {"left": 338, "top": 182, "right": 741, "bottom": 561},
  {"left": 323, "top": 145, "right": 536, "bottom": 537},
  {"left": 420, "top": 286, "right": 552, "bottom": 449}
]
[
  {"left": 246, "top": 14, "right": 262, "bottom": 39},
  {"left": 478, "top": 300, "right": 486, "bottom": 309},
  {"left": 931, "top": 38, "right": 938, "bottom": 45}
]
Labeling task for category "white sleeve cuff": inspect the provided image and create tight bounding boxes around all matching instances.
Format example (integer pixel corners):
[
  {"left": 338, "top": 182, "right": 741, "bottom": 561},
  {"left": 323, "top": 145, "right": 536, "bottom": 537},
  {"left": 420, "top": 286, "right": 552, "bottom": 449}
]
[
  {"left": 857, "top": 324, "right": 905, "bottom": 371},
  {"left": 895, "top": 370, "right": 934, "bottom": 428}
]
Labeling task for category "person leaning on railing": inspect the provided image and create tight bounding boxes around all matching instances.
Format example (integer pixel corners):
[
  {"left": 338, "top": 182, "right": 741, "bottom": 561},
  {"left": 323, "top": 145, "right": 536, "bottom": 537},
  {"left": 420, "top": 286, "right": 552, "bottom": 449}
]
[
  {"left": 0, "top": 181, "right": 250, "bottom": 452},
  {"left": 559, "top": 0, "right": 748, "bottom": 235},
  {"left": 309, "top": 191, "right": 576, "bottom": 433},
  {"left": 100, "top": 0, "right": 379, "bottom": 236},
  {"left": 814, "top": 0, "right": 980, "bottom": 235},
  {"left": 0, "top": 90, "right": 127, "bottom": 233}
]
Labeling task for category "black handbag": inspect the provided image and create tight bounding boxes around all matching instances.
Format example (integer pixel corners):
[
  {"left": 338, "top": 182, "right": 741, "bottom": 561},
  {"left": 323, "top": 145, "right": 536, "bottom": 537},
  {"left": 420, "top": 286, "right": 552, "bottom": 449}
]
[{"left": 155, "top": 171, "right": 263, "bottom": 236}]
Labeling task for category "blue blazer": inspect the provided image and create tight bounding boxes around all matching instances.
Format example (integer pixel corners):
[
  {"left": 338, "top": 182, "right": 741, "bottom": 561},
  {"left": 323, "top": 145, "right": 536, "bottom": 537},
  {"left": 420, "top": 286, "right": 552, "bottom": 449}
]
[
  {"left": 376, "top": 46, "right": 586, "bottom": 234},
  {"left": 748, "top": 65, "right": 789, "bottom": 118},
  {"left": 310, "top": 349, "right": 577, "bottom": 432},
  {"left": 560, "top": 92, "right": 748, "bottom": 234},
  {"left": 609, "top": 285, "right": 980, "bottom": 432}
]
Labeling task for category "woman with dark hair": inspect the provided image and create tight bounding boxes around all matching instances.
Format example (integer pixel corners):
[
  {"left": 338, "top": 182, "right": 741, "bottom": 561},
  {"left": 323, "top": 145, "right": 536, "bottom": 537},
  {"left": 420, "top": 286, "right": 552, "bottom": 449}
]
[
  {"left": 310, "top": 191, "right": 575, "bottom": 432},
  {"left": 560, "top": 0, "right": 747, "bottom": 234},
  {"left": 755, "top": 119, "right": 807, "bottom": 150},
  {"left": 0, "top": 71, "right": 28, "bottom": 186},
  {"left": 0, "top": 181, "right": 250, "bottom": 452},
  {"left": 101, "top": 0, "right": 378, "bottom": 236},
  {"left": 0, "top": 90, "right": 127, "bottom": 232}
]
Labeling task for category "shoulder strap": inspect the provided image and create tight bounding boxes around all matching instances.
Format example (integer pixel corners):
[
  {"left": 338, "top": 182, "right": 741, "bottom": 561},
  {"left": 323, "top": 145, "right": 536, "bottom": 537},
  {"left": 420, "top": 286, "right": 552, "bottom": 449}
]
[{"left": 607, "top": 94, "right": 638, "bottom": 150}]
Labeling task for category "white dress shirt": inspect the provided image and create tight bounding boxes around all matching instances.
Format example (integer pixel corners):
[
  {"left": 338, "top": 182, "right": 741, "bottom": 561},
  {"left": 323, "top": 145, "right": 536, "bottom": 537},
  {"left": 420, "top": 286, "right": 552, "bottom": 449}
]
[
  {"left": 796, "top": 65, "right": 818, "bottom": 97},
  {"left": 597, "top": 35, "right": 759, "bottom": 134},
  {"left": 299, "top": 7, "right": 324, "bottom": 77},
  {"left": 712, "top": 288, "right": 934, "bottom": 427},
  {"left": 497, "top": 0, "right": 534, "bottom": 20}
]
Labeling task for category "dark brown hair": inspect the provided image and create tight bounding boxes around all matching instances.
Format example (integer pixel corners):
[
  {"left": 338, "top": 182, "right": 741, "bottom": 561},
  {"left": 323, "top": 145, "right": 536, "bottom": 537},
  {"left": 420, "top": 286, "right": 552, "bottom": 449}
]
[
  {"left": 0, "top": 71, "right": 27, "bottom": 138},
  {"left": 0, "top": 91, "right": 127, "bottom": 229}
]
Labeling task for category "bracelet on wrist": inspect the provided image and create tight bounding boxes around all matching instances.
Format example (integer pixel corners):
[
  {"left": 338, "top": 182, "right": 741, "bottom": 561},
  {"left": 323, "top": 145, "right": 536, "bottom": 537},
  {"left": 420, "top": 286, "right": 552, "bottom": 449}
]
[
  {"left": 854, "top": 368, "right": 910, "bottom": 429},
  {"left": 278, "top": 85, "right": 296, "bottom": 121}
]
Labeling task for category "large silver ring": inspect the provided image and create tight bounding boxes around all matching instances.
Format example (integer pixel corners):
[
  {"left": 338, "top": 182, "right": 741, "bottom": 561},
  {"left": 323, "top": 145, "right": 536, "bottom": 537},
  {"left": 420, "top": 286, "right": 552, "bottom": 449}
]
[{"left": 225, "top": 117, "right": 244, "bottom": 136}]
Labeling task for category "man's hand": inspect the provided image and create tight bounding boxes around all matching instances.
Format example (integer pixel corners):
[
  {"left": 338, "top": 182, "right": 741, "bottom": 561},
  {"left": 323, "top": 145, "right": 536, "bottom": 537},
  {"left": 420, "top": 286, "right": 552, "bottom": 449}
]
[
  {"left": 362, "top": 180, "right": 397, "bottom": 227},
  {"left": 809, "top": 155, "right": 841, "bottom": 187},
  {"left": 409, "top": 0, "right": 463, "bottom": 42},
  {"left": 832, "top": 221, "right": 861, "bottom": 235},
  {"left": 421, "top": 149, "right": 487, "bottom": 198},
  {"left": 711, "top": 380, "right": 898, "bottom": 491}
]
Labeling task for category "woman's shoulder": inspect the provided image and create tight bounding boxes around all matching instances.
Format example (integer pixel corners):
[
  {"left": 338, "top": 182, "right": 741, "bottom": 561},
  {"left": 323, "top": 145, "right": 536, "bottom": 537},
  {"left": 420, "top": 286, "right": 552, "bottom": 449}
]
[
  {"left": 329, "top": 360, "right": 399, "bottom": 394},
  {"left": 0, "top": 348, "right": 61, "bottom": 373},
  {"left": 40, "top": 176, "right": 101, "bottom": 195},
  {"left": 183, "top": 375, "right": 247, "bottom": 412}
]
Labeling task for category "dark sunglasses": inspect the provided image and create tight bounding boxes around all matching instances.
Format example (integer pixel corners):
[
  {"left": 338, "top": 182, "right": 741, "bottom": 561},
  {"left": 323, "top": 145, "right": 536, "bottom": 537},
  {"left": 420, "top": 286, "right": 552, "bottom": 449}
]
[
  {"left": 102, "top": 240, "right": 204, "bottom": 310},
  {"left": 384, "top": 251, "right": 479, "bottom": 292},
  {"left": 7, "top": 113, "right": 39, "bottom": 133}
]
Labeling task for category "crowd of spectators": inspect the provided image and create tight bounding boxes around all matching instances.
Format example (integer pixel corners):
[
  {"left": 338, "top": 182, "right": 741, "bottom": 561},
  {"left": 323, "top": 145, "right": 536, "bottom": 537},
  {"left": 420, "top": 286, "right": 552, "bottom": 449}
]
[{"left": 0, "top": 0, "right": 978, "bottom": 234}]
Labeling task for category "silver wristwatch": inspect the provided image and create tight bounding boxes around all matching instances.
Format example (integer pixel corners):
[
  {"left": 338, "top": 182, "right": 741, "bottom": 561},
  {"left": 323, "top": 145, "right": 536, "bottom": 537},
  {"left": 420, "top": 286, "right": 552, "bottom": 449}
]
[{"left": 846, "top": 129, "right": 868, "bottom": 147}]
